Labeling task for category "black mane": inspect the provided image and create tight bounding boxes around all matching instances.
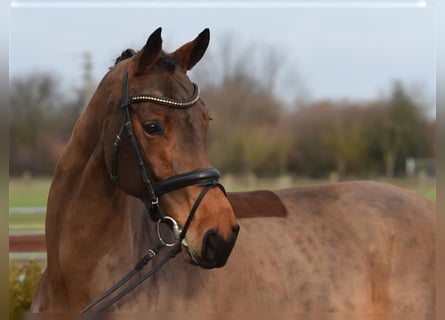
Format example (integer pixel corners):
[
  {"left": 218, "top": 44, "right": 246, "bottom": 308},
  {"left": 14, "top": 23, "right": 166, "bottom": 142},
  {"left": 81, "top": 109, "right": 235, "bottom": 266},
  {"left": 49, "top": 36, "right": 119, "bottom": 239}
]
[
  {"left": 114, "top": 49, "right": 136, "bottom": 66},
  {"left": 113, "top": 49, "right": 176, "bottom": 73}
]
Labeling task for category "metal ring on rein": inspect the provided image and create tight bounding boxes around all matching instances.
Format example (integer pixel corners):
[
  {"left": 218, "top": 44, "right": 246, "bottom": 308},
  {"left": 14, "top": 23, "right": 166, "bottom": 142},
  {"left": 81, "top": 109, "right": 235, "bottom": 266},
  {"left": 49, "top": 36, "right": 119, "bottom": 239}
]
[{"left": 156, "top": 216, "right": 182, "bottom": 247}]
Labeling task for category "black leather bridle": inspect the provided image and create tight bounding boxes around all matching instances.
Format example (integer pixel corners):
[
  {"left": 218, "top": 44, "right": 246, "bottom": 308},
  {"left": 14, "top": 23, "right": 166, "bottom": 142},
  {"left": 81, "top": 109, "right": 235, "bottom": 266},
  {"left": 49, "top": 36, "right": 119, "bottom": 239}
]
[
  {"left": 80, "top": 69, "right": 226, "bottom": 313},
  {"left": 110, "top": 70, "right": 224, "bottom": 221}
]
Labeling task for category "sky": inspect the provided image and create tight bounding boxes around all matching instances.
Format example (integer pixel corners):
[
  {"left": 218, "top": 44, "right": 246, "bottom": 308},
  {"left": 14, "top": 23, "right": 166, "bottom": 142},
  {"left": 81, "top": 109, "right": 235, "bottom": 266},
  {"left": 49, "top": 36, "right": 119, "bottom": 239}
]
[{"left": 9, "top": 1, "right": 436, "bottom": 116}]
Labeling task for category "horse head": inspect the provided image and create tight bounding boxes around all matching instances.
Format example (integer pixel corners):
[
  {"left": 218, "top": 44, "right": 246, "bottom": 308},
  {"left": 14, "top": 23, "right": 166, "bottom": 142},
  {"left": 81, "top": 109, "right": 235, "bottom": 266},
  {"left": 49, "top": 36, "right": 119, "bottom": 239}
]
[{"left": 99, "top": 28, "right": 239, "bottom": 269}]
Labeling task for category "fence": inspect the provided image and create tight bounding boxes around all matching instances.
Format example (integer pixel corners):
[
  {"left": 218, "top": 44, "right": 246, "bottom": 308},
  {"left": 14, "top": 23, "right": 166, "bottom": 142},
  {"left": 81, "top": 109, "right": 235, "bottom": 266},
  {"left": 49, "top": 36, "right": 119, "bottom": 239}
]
[
  {"left": 9, "top": 207, "right": 46, "bottom": 260},
  {"left": 9, "top": 234, "right": 46, "bottom": 252}
]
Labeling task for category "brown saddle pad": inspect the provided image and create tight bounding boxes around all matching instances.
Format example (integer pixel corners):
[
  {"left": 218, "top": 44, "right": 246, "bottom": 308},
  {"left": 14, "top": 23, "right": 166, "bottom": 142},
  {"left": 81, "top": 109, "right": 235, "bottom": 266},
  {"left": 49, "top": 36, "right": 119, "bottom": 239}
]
[{"left": 227, "top": 190, "right": 287, "bottom": 219}]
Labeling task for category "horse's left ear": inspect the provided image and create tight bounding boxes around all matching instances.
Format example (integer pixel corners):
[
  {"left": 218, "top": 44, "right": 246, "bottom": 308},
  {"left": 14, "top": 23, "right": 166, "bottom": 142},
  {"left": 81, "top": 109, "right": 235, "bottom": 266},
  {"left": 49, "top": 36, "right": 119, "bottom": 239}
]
[{"left": 173, "top": 28, "right": 210, "bottom": 71}]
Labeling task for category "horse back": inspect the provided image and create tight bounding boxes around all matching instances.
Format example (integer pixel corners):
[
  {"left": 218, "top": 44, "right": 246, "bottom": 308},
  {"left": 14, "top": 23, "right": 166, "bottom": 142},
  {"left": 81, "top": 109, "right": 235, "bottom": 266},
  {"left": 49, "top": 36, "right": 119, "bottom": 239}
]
[
  {"left": 224, "top": 181, "right": 434, "bottom": 315},
  {"left": 272, "top": 181, "right": 435, "bottom": 314}
]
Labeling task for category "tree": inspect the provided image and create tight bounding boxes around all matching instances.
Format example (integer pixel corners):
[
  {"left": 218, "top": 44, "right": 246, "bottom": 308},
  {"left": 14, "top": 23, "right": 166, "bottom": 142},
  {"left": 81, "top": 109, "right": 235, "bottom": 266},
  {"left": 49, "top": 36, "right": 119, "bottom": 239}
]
[
  {"left": 10, "top": 71, "right": 86, "bottom": 176},
  {"left": 368, "top": 81, "right": 431, "bottom": 178},
  {"left": 10, "top": 73, "right": 62, "bottom": 175},
  {"left": 193, "top": 32, "right": 303, "bottom": 100},
  {"left": 197, "top": 33, "right": 301, "bottom": 177},
  {"left": 321, "top": 104, "right": 368, "bottom": 178},
  {"left": 204, "top": 85, "right": 286, "bottom": 176},
  {"left": 286, "top": 101, "right": 337, "bottom": 178}
]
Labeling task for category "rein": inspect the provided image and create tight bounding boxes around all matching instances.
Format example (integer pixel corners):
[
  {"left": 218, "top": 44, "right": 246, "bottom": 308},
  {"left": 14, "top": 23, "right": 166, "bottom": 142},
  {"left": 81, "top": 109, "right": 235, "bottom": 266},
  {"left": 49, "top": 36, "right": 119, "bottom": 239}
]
[
  {"left": 80, "top": 184, "right": 219, "bottom": 313},
  {"left": 80, "top": 69, "right": 225, "bottom": 313}
]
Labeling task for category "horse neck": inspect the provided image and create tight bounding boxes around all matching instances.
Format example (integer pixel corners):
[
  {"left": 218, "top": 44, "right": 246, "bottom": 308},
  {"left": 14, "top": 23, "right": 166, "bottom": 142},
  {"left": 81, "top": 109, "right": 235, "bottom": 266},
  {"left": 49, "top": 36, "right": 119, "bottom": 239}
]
[{"left": 45, "top": 90, "right": 152, "bottom": 269}]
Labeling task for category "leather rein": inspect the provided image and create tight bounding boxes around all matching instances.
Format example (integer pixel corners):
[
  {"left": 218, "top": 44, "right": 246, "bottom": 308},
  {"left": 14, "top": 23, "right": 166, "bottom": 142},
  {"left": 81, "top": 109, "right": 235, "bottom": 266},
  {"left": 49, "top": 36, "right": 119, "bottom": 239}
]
[{"left": 80, "top": 70, "right": 225, "bottom": 313}]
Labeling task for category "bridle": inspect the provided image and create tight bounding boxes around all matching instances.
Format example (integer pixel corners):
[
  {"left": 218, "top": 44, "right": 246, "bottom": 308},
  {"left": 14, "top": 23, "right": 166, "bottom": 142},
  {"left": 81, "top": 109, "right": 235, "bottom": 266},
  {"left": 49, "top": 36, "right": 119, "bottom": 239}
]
[
  {"left": 80, "top": 69, "right": 225, "bottom": 313},
  {"left": 110, "top": 69, "right": 223, "bottom": 221}
]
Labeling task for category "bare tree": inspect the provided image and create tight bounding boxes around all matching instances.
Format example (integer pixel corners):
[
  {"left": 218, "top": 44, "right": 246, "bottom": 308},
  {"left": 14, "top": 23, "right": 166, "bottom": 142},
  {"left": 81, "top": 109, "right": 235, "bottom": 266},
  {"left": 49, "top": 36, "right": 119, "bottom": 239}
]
[
  {"left": 192, "top": 32, "right": 304, "bottom": 101},
  {"left": 10, "top": 73, "right": 61, "bottom": 175},
  {"left": 10, "top": 71, "right": 86, "bottom": 176}
]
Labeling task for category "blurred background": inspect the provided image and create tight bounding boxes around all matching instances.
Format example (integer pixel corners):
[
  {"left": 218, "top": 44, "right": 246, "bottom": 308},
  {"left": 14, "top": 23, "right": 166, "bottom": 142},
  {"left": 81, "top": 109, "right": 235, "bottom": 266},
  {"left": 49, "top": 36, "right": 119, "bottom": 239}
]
[
  {"left": 8, "top": 2, "right": 436, "bottom": 318},
  {"left": 10, "top": 3, "right": 436, "bottom": 195}
]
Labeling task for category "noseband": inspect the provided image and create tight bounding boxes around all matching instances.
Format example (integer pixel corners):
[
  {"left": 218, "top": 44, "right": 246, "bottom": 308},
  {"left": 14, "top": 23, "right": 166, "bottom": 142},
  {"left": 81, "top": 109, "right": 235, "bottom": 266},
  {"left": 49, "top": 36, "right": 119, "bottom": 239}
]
[{"left": 81, "top": 70, "right": 225, "bottom": 313}]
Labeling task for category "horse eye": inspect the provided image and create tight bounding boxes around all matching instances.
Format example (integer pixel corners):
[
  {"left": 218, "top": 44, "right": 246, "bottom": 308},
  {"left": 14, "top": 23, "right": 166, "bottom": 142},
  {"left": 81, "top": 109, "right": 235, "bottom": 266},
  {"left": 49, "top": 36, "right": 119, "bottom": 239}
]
[{"left": 142, "top": 121, "right": 164, "bottom": 135}]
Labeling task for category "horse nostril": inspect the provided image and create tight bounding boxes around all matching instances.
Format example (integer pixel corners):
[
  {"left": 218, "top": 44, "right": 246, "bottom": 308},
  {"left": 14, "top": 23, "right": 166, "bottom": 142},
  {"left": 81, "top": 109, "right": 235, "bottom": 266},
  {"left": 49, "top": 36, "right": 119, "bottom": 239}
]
[
  {"left": 203, "top": 230, "right": 218, "bottom": 261},
  {"left": 202, "top": 225, "right": 240, "bottom": 267}
]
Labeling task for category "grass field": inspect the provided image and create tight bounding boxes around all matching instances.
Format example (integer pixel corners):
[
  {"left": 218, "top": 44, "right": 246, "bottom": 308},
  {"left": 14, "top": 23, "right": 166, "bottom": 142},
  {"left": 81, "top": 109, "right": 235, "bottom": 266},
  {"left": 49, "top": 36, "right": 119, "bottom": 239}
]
[
  {"left": 9, "top": 176, "right": 435, "bottom": 232},
  {"left": 9, "top": 178, "right": 51, "bottom": 208}
]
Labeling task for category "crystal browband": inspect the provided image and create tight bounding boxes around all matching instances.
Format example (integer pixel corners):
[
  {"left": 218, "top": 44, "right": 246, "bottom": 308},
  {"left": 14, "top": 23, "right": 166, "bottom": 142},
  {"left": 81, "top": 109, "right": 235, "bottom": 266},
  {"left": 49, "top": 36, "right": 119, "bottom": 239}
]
[{"left": 128, "top": 83, "right": 200, "bottom": 109}]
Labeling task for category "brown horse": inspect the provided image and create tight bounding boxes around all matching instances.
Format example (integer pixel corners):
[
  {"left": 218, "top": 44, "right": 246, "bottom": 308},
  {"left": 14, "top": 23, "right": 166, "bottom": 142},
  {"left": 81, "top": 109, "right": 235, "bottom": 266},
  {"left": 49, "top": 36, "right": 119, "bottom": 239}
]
[{"left": 31, "top": 29, "right": 435, "bottom": 319}]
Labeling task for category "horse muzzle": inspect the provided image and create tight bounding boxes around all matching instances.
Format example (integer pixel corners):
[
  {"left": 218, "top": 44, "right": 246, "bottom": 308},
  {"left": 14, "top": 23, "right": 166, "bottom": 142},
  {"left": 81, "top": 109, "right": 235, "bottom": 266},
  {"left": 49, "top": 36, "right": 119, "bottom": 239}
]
[{"left": 183, "top": 224, "right": 240, "bottom": 269}]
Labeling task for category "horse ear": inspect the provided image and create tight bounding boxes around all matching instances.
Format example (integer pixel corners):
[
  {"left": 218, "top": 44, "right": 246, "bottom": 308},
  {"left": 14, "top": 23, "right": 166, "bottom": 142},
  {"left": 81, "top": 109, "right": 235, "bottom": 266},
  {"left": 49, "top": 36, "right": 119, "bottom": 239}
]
[
  {"left": 173, "top": 28, "right": 210, "bottom": 71},
  {"left": 137, "top": 27, "right": 163, "bottom": 73}
]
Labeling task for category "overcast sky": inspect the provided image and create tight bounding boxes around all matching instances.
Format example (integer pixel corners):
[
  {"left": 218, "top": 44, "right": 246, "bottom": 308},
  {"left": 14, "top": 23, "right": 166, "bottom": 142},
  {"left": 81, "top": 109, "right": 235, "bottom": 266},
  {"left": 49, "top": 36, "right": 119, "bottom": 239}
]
[{"left": 10, "top": 1, "right": 435, "bottom": 115}]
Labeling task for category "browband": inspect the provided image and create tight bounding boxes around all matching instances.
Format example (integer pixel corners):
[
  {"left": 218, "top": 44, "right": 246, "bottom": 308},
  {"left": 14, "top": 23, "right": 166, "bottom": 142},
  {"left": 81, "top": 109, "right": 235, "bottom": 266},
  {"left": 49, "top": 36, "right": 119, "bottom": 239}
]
[{"left": 126, "top": 83, "right": 200, "bottom": 109}]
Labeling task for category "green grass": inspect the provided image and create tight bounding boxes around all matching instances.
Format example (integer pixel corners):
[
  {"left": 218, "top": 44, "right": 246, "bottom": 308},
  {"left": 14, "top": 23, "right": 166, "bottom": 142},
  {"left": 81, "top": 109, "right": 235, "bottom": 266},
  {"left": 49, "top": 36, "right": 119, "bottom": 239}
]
[
  {"left": 9, "top": 178, "right": 51, "bottom": 232},
  {"left": 407, "top": 187, "right": 435, "bottom": 202},
  {"left": 9, "top": 178, "right": 52, "bottom": 207},
  {"left": 375, "top": 177, "right": 436, "bottom": 203}
]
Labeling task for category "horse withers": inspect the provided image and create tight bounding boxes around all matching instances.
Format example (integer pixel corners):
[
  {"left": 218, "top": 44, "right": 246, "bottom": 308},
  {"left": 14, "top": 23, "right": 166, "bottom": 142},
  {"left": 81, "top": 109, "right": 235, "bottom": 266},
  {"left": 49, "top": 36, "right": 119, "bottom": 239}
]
[{"left": 31, "top": 28, "right": 435, "bottom": 319}]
